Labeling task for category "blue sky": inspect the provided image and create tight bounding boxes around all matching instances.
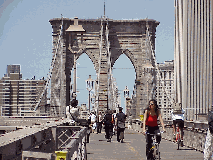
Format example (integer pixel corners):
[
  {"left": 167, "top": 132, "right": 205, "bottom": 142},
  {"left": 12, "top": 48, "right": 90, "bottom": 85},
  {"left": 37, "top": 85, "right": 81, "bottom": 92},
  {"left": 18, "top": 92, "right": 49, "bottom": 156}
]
[{"left": 0, "top": 0, "right": 174, "bottom": 112}]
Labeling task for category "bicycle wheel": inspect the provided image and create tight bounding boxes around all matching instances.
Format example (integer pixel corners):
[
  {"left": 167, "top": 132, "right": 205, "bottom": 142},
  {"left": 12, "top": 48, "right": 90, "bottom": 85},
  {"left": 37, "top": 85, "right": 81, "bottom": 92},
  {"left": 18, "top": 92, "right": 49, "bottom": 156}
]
[
  {"left": 177, "top": 139, "right": 180, "bottom": 150},
  {"left": 176, "top": 132, "right": 180, "bottom": 150},
  {"left": 152, "top": 148, "right": 156, "bottom": 159},
  {"left": 153, "top": 144, "right": 158, "bottom": 159},
  {"left": 147, "top": 148, "right": 154, "bottom": 160},
  {"left": 156, "top": 144, "right": 160, "bottom": 160}
]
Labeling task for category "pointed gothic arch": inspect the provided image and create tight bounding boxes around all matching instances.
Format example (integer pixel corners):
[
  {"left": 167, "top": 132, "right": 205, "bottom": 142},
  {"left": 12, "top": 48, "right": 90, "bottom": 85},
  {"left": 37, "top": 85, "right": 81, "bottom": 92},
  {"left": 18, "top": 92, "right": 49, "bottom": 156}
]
[{"left": 49, "top": 17, "right": 159, "bottom": 118}]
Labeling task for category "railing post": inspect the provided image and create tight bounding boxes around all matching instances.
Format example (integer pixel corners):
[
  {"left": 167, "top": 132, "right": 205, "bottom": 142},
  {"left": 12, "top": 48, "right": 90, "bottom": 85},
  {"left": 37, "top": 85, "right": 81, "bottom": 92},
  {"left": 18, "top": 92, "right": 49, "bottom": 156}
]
[
  {"left": 78, "top": 137, "right": 82, "bottom": 160},
  {"left": 82, "top": 135, "right": 87, "bottom": 160},
  {"left": 51, "top": 125, "right": 57, "bottom": 151}
]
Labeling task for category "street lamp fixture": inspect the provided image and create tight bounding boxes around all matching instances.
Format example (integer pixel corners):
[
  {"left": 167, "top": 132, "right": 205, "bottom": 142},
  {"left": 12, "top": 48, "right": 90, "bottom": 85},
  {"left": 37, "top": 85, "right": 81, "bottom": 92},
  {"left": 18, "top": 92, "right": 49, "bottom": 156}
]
[
  {"left": 123, "top": 86, "right": 130, "bottom": 98},
  {"left": 124, "top": 86, "right": 132, "bottom": 122},
  {"left": 123, "top": 86, "right": 130, "bottom": 114},
  {"left": 66, "top": 17, "right": 85, "bottom": 107},
  {"left": 86, "top": 75, "right": 95, "bottom": 113}
]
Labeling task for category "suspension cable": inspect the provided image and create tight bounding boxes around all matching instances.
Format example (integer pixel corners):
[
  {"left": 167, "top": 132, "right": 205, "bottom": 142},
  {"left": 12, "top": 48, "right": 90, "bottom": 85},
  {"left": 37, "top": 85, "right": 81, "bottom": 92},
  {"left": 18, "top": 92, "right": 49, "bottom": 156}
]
[
  {"left": 146, "top": 21, "right": 175, "bottom": 106},
  {"left": 33, "top": 17, "right": 64, "bottom": 111}
]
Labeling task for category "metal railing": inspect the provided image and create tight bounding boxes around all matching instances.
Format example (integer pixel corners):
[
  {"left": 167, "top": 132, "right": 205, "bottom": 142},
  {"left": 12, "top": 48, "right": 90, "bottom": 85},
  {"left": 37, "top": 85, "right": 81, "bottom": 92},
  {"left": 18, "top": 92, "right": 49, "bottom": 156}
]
[
  {"left": 0, "top": 120, "right": 88, "bottom": 160},
  {"left": 59, "top": 126, "right": 87, "bottom": 160}
]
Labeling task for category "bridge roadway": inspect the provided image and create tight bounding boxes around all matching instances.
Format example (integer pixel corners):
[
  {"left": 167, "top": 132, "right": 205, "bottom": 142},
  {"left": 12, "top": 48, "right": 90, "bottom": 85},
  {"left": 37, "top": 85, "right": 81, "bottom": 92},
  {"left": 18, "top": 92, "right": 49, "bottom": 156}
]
[{"left": 87, "top": 128, "right": 204, "bottom": 160}]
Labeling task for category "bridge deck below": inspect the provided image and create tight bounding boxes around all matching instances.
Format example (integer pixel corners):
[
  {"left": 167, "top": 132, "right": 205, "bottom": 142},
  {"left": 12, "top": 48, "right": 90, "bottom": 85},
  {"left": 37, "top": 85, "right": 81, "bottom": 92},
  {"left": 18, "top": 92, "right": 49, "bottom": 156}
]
[{"left": 87, "top": 128, "right": 204, "bottom": 160}]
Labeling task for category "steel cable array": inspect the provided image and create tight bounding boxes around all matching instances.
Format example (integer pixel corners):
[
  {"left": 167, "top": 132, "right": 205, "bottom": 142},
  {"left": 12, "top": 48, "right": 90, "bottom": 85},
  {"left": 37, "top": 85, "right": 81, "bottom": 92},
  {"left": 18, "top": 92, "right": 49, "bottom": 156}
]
[
  {"left": 33, "top": 19, "right": 64, "bottom": 112},
  {"left": 32, "top": 18, "right": 174, "bottom": 114},
  {"left": 146, "top": 23, "right": 175, "bottom": 106}
]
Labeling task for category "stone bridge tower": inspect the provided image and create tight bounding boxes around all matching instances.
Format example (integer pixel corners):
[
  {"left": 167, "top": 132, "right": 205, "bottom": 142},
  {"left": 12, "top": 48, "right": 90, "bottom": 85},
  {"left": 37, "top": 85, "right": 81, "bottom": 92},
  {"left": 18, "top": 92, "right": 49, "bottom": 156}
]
[{"left": 49, "top": 17, "right": 159, "bottom": 119}]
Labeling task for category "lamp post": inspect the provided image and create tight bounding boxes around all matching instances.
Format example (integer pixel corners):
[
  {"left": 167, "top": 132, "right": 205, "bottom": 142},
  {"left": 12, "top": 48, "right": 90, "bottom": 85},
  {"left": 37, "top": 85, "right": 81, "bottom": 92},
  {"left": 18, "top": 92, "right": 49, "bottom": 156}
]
[
  {"left": 66, "top": 17, "right": 85, "bottom": 107},
  {"left": 90, "top": 93, "right": 96, "bottom": 113},
  {"left": 124, "top": 86, "right": 132, "bottom": 124},
  {"left": 86, "top": 75, "right": 94, "bottom": 113},
  {"left": 124, "top": 86, "right": 130, "bottom": 98}
]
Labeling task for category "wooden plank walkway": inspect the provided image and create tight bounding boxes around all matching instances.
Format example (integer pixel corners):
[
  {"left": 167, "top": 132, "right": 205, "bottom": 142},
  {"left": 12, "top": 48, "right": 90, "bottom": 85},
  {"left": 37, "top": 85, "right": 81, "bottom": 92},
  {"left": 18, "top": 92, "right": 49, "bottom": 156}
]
[{"left": 87, "top": 128, "right": 204, "bottom": 160}]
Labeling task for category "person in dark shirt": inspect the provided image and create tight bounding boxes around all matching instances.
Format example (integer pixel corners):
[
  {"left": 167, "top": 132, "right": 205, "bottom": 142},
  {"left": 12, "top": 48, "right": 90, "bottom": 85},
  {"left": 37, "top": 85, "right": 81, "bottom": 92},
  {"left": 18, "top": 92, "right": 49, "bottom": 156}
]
[
  {"left": 115, "top": 107, "right": 126, "bottom": 143},
  {"left": 103, "top": 110, "right": 113, "bottom": 142}
]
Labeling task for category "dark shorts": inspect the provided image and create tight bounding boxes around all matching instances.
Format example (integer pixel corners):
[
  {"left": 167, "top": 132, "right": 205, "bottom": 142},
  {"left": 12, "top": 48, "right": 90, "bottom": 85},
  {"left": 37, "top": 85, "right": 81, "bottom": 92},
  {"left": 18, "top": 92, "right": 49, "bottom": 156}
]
[{"left": 173, "top": 119, "right": 184, "bottom": 129}]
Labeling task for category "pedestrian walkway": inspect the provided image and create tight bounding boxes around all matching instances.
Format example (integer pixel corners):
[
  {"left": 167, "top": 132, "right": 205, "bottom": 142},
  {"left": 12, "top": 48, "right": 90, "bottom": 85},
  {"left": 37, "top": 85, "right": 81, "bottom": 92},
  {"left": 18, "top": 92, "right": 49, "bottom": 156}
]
[{"left": 87, "top": 128, "right": 204, "bottom": 160}]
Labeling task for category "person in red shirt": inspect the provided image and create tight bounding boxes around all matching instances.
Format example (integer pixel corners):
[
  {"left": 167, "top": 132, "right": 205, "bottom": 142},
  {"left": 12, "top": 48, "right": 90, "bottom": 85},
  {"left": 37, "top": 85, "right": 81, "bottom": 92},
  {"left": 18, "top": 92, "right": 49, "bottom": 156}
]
[{"left": 142, "top": 99, "right": 165, "bottom": 160}]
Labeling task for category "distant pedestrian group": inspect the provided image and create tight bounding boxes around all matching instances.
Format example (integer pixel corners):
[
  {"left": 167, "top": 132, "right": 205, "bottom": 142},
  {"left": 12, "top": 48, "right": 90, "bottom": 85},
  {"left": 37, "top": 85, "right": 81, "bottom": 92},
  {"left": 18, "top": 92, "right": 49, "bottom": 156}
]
[
  {"left": 101, "top": 107, "right": 126, "bottom": 142},
  {"left": 89, "top": 107, "right": 127, "bottom": 143}
]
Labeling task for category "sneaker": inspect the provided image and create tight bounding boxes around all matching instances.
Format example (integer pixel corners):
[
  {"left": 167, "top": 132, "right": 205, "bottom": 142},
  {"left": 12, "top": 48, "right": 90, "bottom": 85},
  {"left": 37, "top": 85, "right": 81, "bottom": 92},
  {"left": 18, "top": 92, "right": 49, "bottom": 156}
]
[
  {"left": 121, "top": 139, "right": 124, "bottom": 143},
  {"left": 107, "top": 139, "right": 111, "bottom": 142}
]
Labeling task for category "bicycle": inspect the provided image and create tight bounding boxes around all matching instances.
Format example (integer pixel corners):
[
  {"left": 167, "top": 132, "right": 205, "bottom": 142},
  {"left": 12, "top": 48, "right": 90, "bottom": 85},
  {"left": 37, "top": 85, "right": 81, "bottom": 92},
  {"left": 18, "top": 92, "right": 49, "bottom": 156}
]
[
  {"left": 176, "top": 125, "right": 182, "bottom": 150},
  {"left": 173, "top": 119, "right": 184, "bottom": 150},
  {"left": 146, "top": 131, "right": 164, "bottom": 160}
]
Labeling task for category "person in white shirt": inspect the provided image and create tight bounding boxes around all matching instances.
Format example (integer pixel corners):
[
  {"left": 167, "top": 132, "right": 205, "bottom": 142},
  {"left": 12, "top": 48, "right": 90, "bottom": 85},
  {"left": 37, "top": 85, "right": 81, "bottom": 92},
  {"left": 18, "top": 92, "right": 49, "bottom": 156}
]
[
  {"left": 89, "top": 112, "right": 96, "bottom": 133},
  {"left": 66, "top": 105, "right": 71, "bottom": 120},
  {"left": 96, "top": 112, "right": 103, "bottom": 134},
  {"left": 171, "top": 103, "right": 185, "bottom": 146}
]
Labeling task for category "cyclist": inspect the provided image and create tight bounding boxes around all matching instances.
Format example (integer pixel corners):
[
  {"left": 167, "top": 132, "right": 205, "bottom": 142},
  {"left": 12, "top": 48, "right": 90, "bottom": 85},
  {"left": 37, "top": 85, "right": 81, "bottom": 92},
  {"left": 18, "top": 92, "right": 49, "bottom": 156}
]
[
  {"left": 142, "top": 99, "right": 166, "bottom": 160},
  {"left": 171, "top": 103, "right": 185, "bottom": 146}
]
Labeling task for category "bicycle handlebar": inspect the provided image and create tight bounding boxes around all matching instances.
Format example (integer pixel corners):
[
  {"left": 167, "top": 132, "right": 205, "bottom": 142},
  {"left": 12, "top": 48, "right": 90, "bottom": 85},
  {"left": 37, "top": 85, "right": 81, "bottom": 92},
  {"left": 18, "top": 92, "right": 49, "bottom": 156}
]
[{"left": 146, "top": 131, "right": 165, "bottom": 135}]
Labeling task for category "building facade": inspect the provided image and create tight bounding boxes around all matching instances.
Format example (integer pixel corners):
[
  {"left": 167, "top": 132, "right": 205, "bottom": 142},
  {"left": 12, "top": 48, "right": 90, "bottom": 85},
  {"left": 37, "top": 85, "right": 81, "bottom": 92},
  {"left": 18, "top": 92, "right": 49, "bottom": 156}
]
[
  {"left": 174, "top": 0, "right": 213, "bottom": 121},
  {"left": 0, "top": 65, "right": 47, "bottom": 116},
  {"left": 156, "top": 60, "right": 174, "bottom": 121},
  {"left": 5, "top": 65, "right": 22, "bottom": 78}
]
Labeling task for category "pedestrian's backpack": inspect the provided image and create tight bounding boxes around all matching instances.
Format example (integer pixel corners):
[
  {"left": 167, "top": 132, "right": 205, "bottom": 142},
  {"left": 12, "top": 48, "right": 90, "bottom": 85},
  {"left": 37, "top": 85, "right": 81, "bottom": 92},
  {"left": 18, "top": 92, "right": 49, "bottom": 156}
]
[
  {"left": 105, "top": 114, "right": 112, "bottom": 125},
  {"left": 111, "top": 114, "right": 114, "bottom": 124},
  {"left": 208, "top": 110, "right": 213, "bottom": 134},
  {"left": 116, "top": 113, "right": 126, "bottom": 128}
]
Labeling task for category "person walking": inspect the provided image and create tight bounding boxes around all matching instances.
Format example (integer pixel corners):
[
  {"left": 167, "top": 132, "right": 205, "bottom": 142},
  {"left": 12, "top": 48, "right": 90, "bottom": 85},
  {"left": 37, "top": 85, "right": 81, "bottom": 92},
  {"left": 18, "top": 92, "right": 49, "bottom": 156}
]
[
  {"left": 142, "top": 99, "right": 165, "bottom": 160},
  {"left": 103, "top": 110, "right": 113, "bottom": 142},
  {"left": 112, "top": 110, "right": 116, "bottom": 135},
  {"left": 96, "top": 112, "right": 103, "bottom": 134},
  {"left": 115, "top": 107, "right": 126, "bottom": 143},
  {"left": 89, "top": 112, "right": 96, "bottom": 133}
]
